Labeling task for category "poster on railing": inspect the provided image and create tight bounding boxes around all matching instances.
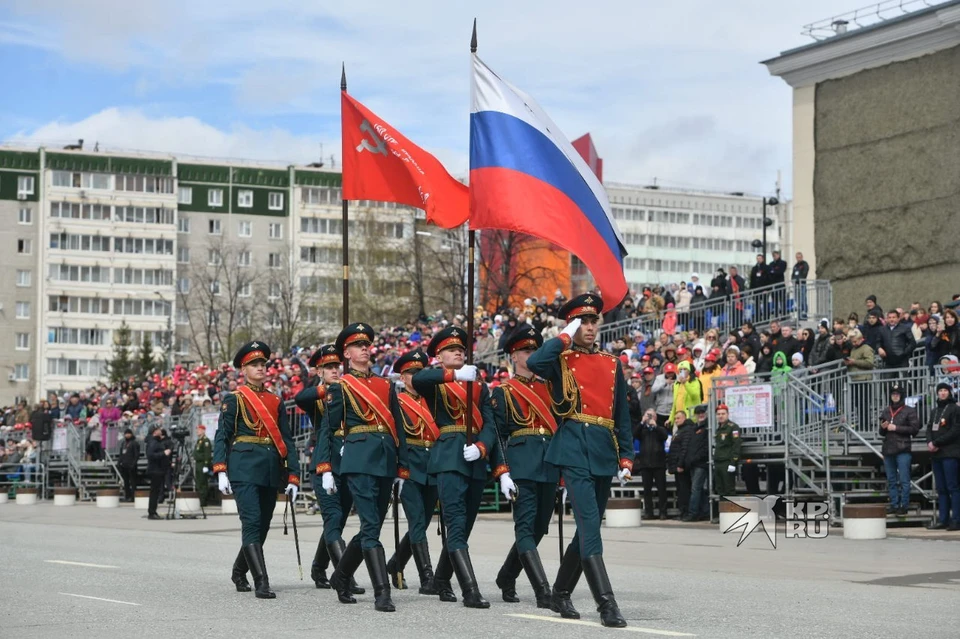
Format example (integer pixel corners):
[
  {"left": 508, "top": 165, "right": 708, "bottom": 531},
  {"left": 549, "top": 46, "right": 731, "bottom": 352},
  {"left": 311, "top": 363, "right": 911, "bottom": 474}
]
[
  {"left": 201, "top": 411, "right": 220, "bottom": 442},
  {"left": 52, "top": 427, "right": 68, "bottom": 452},
  {"left": 724, "top": 384, "right": 774, "bottom": 428}
]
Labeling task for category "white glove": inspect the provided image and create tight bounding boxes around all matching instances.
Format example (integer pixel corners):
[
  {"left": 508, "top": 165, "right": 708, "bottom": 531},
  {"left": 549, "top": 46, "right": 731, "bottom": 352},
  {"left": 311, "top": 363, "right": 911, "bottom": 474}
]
[
  {"left": 727, "top": 465, "right": 736, "bottom": 473},
  {"left": 500, "top": 473, "right": 517, "bottom": 500},
  {"left": 561, "top": 318, "right": 582, "bottom": 339},
  {"left": 393, "top": 477, "right": 405, "bottom": 493},
  {"left": 217, "top": 472, "right": 232, "bottom": 495},
  {"left": 322, "top": 471, "right": 337, "bottom": 495},
  {"left": 560, "top": 487, "right": 568, "bottom": 505},
  {"left": 617, "top": 468, "right": 632, "bottom": 487},
  {"left": 340, "top": 445, "right": 345, "bottom": 457},
  {"left": 201, "top": 466, "right": 209, "bottom": 474},
  {"left": 463, "top": 444, "right": 481, "bottom": 462},
  {"left": 454, "top": 365, "right": 478, "bottom": 382},
  {"left": 285, "top": 483, "right": 298, "bottom": 501}
]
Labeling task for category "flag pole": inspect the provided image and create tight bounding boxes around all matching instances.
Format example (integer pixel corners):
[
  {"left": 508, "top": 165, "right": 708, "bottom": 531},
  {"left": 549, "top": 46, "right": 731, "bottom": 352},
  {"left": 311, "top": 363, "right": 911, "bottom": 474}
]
[
  {"left": 340, "top": 63, "right": 350, "bottom": 326},
  {"left": 465, "top": 19, "right": 477, "bottom": 447}
]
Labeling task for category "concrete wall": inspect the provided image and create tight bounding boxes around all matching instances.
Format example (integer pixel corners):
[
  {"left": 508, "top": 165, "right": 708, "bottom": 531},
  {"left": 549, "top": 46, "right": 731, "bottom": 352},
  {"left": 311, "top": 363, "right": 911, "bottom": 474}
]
[{"left": 813, "top": 44, "right": 960, "bottom": 315}]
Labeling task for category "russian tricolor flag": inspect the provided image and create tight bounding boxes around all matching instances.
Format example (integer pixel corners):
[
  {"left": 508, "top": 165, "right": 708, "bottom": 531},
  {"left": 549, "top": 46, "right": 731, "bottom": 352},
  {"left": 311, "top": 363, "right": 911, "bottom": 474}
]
[{"left": 469, "top": 54, "right": 628, "bottom": 312}]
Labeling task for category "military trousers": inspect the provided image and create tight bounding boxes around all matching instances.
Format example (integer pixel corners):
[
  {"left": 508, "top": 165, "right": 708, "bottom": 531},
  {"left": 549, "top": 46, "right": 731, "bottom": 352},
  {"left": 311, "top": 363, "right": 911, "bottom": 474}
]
[
  {"left": 436, "top": 471, "right": 486, "bottom": 552},
  {"left": 195, "top": 471, "right": 210, "bottom": 507},
  {"left": 345, "top": 473, "right": 393, "bottom": 550},
  {"left": 513, "top": 479, "right": 556, "bottom": 553},
  {"left": 714, "top": 461, "right": 737, "bottom": 497},
  {"left": 233, "top": 481, "right": 278, "bottom": 546},
  {"left": 312, "top": 472, "right": 355, "bottom": 544},
  {"left": 561, "top": 466, "right": 612, "bottom": 558},
  {"left": 400, "top": 479, "right": 438, "bottom": 545}
]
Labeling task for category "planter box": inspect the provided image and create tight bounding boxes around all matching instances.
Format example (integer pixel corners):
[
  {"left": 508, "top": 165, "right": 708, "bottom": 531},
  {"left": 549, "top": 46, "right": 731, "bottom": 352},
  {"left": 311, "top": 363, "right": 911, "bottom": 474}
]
[
  {"left": 719, "top": 498, "right": 756, "bottom": 533},
  {"left": 842, "top": 503, "right": 886, "bottom": 540},
  {"left": 134, "top": 489, "right": 150, "bottom": 510},
  {"left": 96, "top": 488, "right": 120, "bottom": 509},
  {"left": 605, "top": 498, "right": 643, "bottom": 528},
  {"left": 0, "top": 492, "right": 9, "bottom": 504},
  {"left": 221, "top": 494, "right": 238, "bottom": 514},
  {"left": 175, "top": 490, "right": 201, "bottom": 513},
  {"left": 54, "top": 487, "right": 77, "bottom": 507},
  {"left": 15, "top": 487, "right": 38, "bottom": 506}
]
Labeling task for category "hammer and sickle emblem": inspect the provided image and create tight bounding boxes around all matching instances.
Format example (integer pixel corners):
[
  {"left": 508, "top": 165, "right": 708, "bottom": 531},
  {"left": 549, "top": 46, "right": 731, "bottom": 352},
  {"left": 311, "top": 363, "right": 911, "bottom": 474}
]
[{"left": 356, "top": 120, "right": 388, "bottom": 156}]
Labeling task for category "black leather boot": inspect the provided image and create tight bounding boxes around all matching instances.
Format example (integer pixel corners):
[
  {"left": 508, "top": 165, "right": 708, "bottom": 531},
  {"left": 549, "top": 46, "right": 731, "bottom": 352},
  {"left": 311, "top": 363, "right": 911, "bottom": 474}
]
[
  {"left": 411, "top": 541, "right": 438, "bottom": 595},
  {"left": 364, "top": 546, "right": 396, "bottom": 612},
  {"left": 329, "top": 538, "right": 364, "bottom": 604},
  {"left": 242, "top": 543, "right": 275, "bottom": 599},
  {"left": 386, "top": 532, "right": 411, "bottom": 590},
  {"left": 450, "top": 548, "right": 490, "bottom": 609},
  {"left": 231, "top": 547, "right": 251, "bottom": 592},
  {"left": 581, "top": 554, "right": 626, "bottom": 628},
  {"left": 550, "top": 545, "right": 582, "bottom": 619},
  {"left": 519, "top": 549, "right": 552, "bottom": 609},
  {"left": 328, "top": 539, "right": 365, "bottom": 595},
  {"left": 496, "top": 544, "right": 521, "bottom": 602},
  {"left": 433, "top": 548, "right": 457, "bottom": 602},
  {"left": 311, "top": 540, "right": 331, "bottom": 588}
]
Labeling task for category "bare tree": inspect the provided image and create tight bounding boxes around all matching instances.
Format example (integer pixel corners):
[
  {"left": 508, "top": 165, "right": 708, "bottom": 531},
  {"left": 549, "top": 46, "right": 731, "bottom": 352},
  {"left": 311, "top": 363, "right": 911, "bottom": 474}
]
[
  {"left": 478, "top": 230, "right": 566, "bottom": 312},
  {"left": 262, "top": 250, "right": 332, "bottom": 350}
]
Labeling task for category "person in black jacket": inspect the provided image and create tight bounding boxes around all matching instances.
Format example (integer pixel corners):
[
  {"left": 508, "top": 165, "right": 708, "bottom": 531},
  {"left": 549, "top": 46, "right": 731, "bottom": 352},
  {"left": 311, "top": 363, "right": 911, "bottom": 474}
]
[
  {"left": 667, "top": 411, "right": 693, "bottom": 519},
  {"left": 633, "top": 408, "right": 669, "bottom": 520},
  {"left": 681, "top": 405, "right": 711, "bottom": 521},
  {"left": 29, "top": 401, "right": 53, "bottom": 482},
  {"left": 768, "top": 251, "right": 787, "bottom": 315},
  {"left": 146, "top": 426, "right": 172, "bottom": 520},
  {"left": 879, "top": 386, "right": 920, "bottom": 515},
  {"left": 926, "top": 383, "right": 960, "bottom": 530},
  {"left": 118, "top": 429, "right": 140, "bottom": 502},
  {"left": 808, "top": 320, "right": 833, "bottom": 368}
]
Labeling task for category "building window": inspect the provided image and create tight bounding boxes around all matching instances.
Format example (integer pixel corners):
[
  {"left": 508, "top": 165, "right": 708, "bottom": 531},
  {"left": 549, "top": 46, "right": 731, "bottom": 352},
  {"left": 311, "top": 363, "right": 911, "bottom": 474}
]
[
  {"left": 17, "top": 175, "right": 35, "bottom": 197},
  {"left": 208, "top": 189, "right": 224, "bottom": 207},
  {"left": 17, "top": 239, "right": 31, "bottom": 254},
  {"left": 176, "top": 307, "right": 189, "bottom": 325},
  {"left": 210, "top": 280, "right": 221, "bottom": 295},
  {"left": 209, "top": 219, "right": 221, "bottom": 235},
  {"left": 268, "top": 282, "right": 281, "bottom": 299},
  {"left": 239, "top": 282, "right": 251, "bottom": 297},
  {"left": 269, "top": 192, "right": 284, "bottom": 210},
  {"left": 238, "top": 190, "right": 253, "bottom": 208},
  {"left": 268, "top": 223, "right": 282, "bottom": 239},
  {"left": 177, "top": 247, "right": 190, "bottom": 263},
  {"left": 176, "top": 337, "right": 190, "bottom": 355},
  {"left": 16, "top": 270, "right": 31, "bottom": 287},
  {"left": 178, "top": 186, "right": 193, "bottom": 205},
  {"left": 15, "top": 333, "right": 30, "bottom": 350},
  {"left": 268, "top": 253, "right": 282, "bottom": 268},
  {"left": 18, "top": 208, "right": 32, "bottom": 224},
  {"left": 13, "top": 364, "right": 29, "bottom": 380},
  {"left": 177, "top": 277, "right": 191, "bottom": 293},
  {"left": 178, "top": 216, "right": 191, "bottom": 233},
  {"left": 15, "top": 301, "right": 30, "bottom": 319},
  {"left": 208, "top": 249, "right": 222, "bottom": 266},
  {"left": 238, "top": 221, "right": 252, "bottom": 237},
  {"left": 238, "top": 250, "right": 251, "bottom": 267}
]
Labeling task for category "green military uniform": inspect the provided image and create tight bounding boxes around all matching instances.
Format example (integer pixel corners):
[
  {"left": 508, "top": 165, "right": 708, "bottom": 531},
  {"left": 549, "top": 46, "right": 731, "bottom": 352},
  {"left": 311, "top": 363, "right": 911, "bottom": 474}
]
[
  {"left": 412, "top": 326, "right": 501, "bottom": 609},
  {"left": 713, "top": 408, "right": 741, "bottom": 497},
  {"left": 213, "top": 341, "right": 300, "bottom": 600},
  {"left": 525, "top": 294, "right": 631, "bottom": 628},
  {"left": 493, "top": 326, "right": 560, "bottom": 609},
  {"left": 193, "top": 428, "right": 213, "bottom": 506},
  {"left": 319, "top": 323, "right": 408, "bottom": 613}
]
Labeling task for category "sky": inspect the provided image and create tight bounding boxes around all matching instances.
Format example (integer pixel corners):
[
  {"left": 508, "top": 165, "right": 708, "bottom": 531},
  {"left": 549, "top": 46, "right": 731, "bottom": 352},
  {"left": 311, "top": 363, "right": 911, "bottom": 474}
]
[{"left": 0, "top": 1, "right": 855, "bottom": 197}]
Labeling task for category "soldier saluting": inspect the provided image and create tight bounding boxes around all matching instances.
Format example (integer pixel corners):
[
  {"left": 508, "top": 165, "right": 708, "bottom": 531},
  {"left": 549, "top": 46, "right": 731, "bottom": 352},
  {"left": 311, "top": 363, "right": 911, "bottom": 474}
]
[
  {"left": 213, "top": 341, "right": 300, "bottom": 599},
  {"left": 493, "top": 326, "right": 560, "bottom": 608},
  {"left": 386, "top": 349, "right": 440, "bottom": 595},
  {"left": 295, "top": 345, "right": 363, "bottom": 596},
  {"left": 318, "top": 323, "right": 409, "bottom": 613},
  {"left": 526, "top": 294, "right": 632, "bottom": 628}
]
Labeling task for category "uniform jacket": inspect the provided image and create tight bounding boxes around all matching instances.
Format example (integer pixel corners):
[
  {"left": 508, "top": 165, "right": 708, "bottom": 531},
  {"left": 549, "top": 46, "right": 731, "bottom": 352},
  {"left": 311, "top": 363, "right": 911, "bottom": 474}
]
[
  {"left": 297, "top": 385, "right": 345, "bottom": 477},
  {"left": 212, "top": 385, "right": 300, "bottom": 489},
  {"left": 412, "top": 366, "right": 499, "bottom": 481},
  {"left": 194, "top": 435, "right": 213, "bottom": 469},
  {"left": 393, "top": 389, "right": 438, "bottom": 486},
  {"left": 713, "top": 419, "right": 742, "bottom": 464},
  {"left": 878, "top": 401, "right": 920, "bottom": 456},
  {"left": 492, "top": 376, "right": 560, "bottom": 483},
  {"left": 526, "top": 335, "right": 633, "bottom": 476}
]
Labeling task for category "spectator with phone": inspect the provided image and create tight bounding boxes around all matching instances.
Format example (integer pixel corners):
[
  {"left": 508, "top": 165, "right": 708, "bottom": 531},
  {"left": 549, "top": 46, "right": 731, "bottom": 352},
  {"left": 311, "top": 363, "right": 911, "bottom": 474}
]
[{"left": 633, "top": 408, "right": 669, "bottom": 520}]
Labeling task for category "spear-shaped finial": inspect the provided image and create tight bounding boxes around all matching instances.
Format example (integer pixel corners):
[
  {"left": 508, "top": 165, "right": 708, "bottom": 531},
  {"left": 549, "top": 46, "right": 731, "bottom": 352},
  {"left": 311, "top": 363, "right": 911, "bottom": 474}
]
[
  {"left": 470, "top": 18, "right": 477, "bottom": 53},
  {"left": 340, "top": 63, "right": 347, "bottom": 91}
]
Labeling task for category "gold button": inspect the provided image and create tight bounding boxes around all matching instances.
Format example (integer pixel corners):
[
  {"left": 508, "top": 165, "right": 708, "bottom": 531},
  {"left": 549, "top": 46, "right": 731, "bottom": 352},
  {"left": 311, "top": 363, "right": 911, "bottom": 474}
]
[
  {"left": 538, "top": 427, "right": 545, "bottom": 435},
  {"left": 378, "top": 425, "right": 384, "bottom": 432}
]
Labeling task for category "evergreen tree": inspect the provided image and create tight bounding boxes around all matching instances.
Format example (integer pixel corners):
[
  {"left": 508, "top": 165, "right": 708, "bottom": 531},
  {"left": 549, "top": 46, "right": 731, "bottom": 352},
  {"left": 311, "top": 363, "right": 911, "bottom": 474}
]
[
  {"left": 108, "top": 321, "right": 134, "bottom": 384},
  {"left": 137, "top": 333, "right": 155, "bottom": 378}
]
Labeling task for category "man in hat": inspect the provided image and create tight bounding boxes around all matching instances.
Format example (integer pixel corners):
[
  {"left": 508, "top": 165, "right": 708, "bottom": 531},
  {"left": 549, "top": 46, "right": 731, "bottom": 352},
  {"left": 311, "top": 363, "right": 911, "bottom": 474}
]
[
  {"left": 492, "top": 326, "right": 559, "bottom": 608},
  {"left": 213, "top": 341, "right": 300, "bottom": 599},
  {"left": 412, "top": 325, "right": 503, "bottom": 609},
  {"left": 296, "top": 345, "right": 363, "bottom": 596},
  {"left": 193, "top": 424, "right": 213, "bottom": 507},
  {"left": 319, "top": 323, "right": 408, "bottom": 612},
  {"left": 526, "top": 293, "right": 632, "bottom": 628},
  {"left": 682, "top": 405, "right": 711, "bottom": 521},
  {"left": 713, "top": 404, "right": 740, "bottom": 497},
  {"left": 385, "top": 349, "right": 441, "bottom": 596}
]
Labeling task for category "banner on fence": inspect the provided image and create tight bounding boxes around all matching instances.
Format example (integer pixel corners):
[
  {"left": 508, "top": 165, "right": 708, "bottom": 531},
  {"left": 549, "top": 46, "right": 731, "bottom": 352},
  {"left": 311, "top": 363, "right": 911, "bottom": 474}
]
[
  {"left": 52, "top": 427, "right": 68, "bottom": 452},
  {"left": 201, "top": 412, "right": 220, "bottom": 442},
  {"left": 724, "top": 384, "right": 774, "bottom": 428}
]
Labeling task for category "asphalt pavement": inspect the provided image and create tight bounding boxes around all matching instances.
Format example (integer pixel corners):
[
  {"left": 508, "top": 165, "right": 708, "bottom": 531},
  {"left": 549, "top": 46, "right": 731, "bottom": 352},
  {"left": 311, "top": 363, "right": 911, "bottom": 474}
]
[{"left": 1, "top": 501, "right": 958, "bottom": 638}]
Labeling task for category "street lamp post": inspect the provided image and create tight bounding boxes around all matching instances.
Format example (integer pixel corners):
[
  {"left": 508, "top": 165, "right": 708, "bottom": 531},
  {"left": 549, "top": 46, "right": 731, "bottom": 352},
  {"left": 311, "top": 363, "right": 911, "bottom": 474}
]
[
  {"left": 154, "top": 290, "right": 173, "bottom": 373},
  {"left": 760, "top": 196, "right": 778, "bottom": 260}
]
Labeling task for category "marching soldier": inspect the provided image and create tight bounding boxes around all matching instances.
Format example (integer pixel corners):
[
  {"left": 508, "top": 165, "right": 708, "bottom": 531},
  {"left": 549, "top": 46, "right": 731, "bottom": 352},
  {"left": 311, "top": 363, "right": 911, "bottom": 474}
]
[
  {"left": 193, "top": 424, "right": 213, "bottom": 507},
  {"left": 213, "top": 341, "right": 300, "bottom": 599},
  {"left": 493, "top": 326, "right": 560, "bottom": 608},
  {"left": 412, "top": 326, "right": 513, "bottom": 609},
  {"left": 526, "top": 294, "right": 632, "bottom": 628},
  {"left": 386, "top": 349, "right": 440, "bottom": 595},
  {"left": 713, "top": 404, "right": 741, "bottom": 497},
  {"left": 295, "top": 345, "right": 364, "bottom": 596},
  {"left": 318, "top": 323, "right": 409, "bottom": 613}
]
